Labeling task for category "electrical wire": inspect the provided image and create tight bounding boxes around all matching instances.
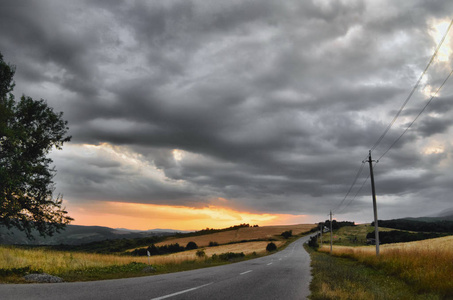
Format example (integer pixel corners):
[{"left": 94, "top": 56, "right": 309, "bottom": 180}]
[
  {"left": 332, "top": 19, "right": 453, "bottom": 216},
  {"left": 336, "top": 172, "right": 370, "bottom": 214},
  {"left": 378, "top": 69, "right": 453, "bottom": 161},
  {"left": 332, "top": 162, "right": 366, "bottom": 214},
  {"left": 370, "top": 19, "right": 453, "bottom": 152}
]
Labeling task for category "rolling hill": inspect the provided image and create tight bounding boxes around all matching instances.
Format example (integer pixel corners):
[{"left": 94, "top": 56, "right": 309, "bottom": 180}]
[{"left": 0, "top": 225, "right": 189, "bottom": 245}]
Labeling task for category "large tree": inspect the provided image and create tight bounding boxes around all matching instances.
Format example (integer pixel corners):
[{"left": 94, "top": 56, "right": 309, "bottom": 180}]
[{"left": 0, "top": 52, "right": 73, "bottom": 238}]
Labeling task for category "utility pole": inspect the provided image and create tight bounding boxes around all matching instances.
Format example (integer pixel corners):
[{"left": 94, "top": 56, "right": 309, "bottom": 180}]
[
  {"left": 329, "top": 211, "right": 333, "bottom": 254},
  {"left": 364, "top": 150, "right": 380, "bottom": 256}
]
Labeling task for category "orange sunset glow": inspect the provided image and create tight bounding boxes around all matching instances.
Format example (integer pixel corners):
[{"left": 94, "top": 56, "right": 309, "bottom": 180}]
[{"left": 65, "top": 201, "right": 311, "bottom": 231}]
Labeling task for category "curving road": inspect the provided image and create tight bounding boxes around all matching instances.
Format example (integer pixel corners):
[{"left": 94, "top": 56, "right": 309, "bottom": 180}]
[{"left": 1, "top": 235, "right": 313, "bottom": 300}]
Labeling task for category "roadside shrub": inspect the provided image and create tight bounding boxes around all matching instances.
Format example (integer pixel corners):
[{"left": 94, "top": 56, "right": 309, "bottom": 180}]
[
  {"left": 281, "top": 230, "right": 293, "bottom": 239},
  {"left": 209, "top": 241, "right": 219, "bottom": 247},
  {"left": 130, "top": 243, "right": 185, "bottom": 256},
  {"left": 308, "top": 236, "right": 319, "bottom": 249},
  {"left": 196, "top": 249, "right": 206, "bottom": 258},
  {"left": 0, "top": 266, "right": 43, "bottom": 277},
  {"left": 266, "top": 242, "right": 277, "bottom": 252},
  {"left": 218, "top": 252, "right": 245, "bottom": 261},
  {"left": 185, "top": 241, "right": 198, "bottom": 250}
]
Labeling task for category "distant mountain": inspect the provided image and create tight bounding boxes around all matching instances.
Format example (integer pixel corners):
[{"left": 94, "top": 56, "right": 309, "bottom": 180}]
[
  {"left": 435, "top": 208, "right": 453, "bottom": 220},
  {"left": 403, "top": 208, "right": 453, "bottom": 222},
  {"left": 0, "top": 224, "right": 190, "bottom": 245}
]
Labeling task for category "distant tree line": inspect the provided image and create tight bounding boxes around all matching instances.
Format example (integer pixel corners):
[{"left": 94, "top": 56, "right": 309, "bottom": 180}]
[
  {"left": 373, "top": 219, "right": 453, "bottom": 233},
  {"left": 130, "top": 241, "right": 198, "bottom": 256},
  {"left": 172, "top": 223, "right": 259, "bottom": 239},
  {"left": 322, "top": 220, "right": 355, "bottom": 230},
  {"left": 367, "top": 230, "right": 447, "bottom": 244},
  {"left": 52, "top": 236, "right": 165, "bottom": 253}
]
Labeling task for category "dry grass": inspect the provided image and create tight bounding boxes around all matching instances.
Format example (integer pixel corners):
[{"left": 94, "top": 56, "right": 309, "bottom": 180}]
[
  {"left": 155, "top": 224, "right": 316, "bottom": 247},
  {"left": 163, "top": 240, "right": 285, "bottom": 261},
  {"left": 318, "top": 236, "right": 453, "bottom": 296},
  {"left": 0, "top": 246, "right": 149, "bottom": 275},
  {"left": 0, "top": 240, "right": 284, "bottom": 276},
  {"left": 0, "top": 224, "right": 314, "bottom": 281}
]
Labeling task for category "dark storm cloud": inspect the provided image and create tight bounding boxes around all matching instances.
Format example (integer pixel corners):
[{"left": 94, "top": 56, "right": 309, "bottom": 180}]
[{"left": 1, "top": 0, "right": 453, "bottom": 222}]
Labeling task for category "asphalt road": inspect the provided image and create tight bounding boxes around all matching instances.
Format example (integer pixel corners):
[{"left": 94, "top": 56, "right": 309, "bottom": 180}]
[{"left": 1, "top": 235, "right": 313, "bottom": 300}]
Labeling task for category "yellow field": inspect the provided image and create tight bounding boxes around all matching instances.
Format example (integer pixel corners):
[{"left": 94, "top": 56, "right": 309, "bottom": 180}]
[
  {"left": 319, "top": 236, "right": 453, "bottom": 295},
  {"left": 156, "top": 224, "right": 316, "bottom": 247},
  {"left": 0, "top": 224, "right": 313, "bottom": 279},
  {"left": 0, "top": 241, "right": 277, "bottom": 275},
  {"left": 0, "top": 246, "right": 149, "bottom": 275},
  {"left": 163, "top": 240, "right": 285, "bottom": 261}
]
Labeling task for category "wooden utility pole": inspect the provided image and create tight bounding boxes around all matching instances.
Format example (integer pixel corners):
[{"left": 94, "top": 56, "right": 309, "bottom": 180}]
[
  {"left": 329, "top": 211, "right": 333, "bottom": 254},
  {"left": 364, "top": 150, "right": 380, "bottom": 256}
]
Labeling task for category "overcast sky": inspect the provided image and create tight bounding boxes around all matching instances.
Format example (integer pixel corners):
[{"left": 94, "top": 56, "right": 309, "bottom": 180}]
[{"left": 1, "top": 0, "right": 453, "bottom": 229}]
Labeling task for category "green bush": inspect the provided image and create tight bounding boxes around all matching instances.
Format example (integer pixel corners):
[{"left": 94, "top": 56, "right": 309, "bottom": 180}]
[
  {"left": 266, "top": 242, "right": 277, "bottom": 252},
  {"left": 0, "top": 266, "right": 43, "bottom": 277},
  {"left": 186, "top": 241, "right": 198, "bottom": 250},
  {"left": 218, "top": 252, "right": 245, "bottom": 261},
  {"left": 281, "top": 230, "right": 292, "bottom": 239},
  {"left": 196, "top": 249, "right": 206, "bottom": 258},
  {"left": 308, "top": 236, "right": 319, "bottom": 249}
]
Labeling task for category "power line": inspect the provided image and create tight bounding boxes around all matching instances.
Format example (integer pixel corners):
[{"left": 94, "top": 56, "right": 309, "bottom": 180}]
[
  {"left": 334, "top": 19, "right": 453, "bottom": 216},
  {"left": 370, "top": 19, "right": 453, "bottom": 152},
  {"left": 378, "top": 69, "right": 453, "bottom": 161},
  {"left": 336, "top": 172, "right": 370, "bottom": 214},
  {"left": 332, "top": 161, "right": 365, "bottom": 213}
]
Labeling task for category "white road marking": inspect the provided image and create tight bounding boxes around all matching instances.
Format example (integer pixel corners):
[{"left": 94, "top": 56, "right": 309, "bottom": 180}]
[
  {"left": 240, "top": 270, "right": 253, "bottom": 275},
  {"left": 267, "top": 262, "right": 273, "bottom": 266},
  {"left": 150, "top": 282, "right": 213, "bottom": 300}
]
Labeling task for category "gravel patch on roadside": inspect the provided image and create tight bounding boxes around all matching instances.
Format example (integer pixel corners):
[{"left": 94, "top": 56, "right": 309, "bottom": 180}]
[{"left": 24, "top": 273, "right": 63, "bottom": 283}]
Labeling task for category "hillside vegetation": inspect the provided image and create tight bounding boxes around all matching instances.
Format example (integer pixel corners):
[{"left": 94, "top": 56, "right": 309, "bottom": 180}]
[{"left": 155, "top": 224, "right": 316, "bottom": 248}]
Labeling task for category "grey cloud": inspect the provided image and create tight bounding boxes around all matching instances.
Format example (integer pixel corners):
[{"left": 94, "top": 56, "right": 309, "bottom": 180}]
[{"left": 2, "top": 0, "right": 453, "bottom": 222}]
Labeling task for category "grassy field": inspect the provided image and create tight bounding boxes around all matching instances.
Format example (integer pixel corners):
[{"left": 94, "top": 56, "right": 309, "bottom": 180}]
[
  {"left": 0, "top": 224, "right": 312, "bottom": 283},
  {"left": 318, "top": 236, "right": 453, "bottom": 297},
  {"left": 155, "top": 224, "right": 316, "bottom": 248},
  {"left": 307, "top": 245, "right": 441, "bottom": 300},
  {"left": 310, "top": 225, "right": 453, "bottom": 299},
  {"left": 164, "top": 240, "right": 285, "bottom": 261},
  {"left": 318, "top": 223, "right": 396, "bottom": 246}
]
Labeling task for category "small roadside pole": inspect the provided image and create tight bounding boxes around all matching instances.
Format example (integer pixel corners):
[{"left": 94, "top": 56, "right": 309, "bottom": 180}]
[
  {"left": 147, "top": 250, "right": 151, "bottom": 265},
  {"left": 364, "top": 150, "right": 380, "bottom": 257},
  {"left": 329, "top": 211, "right": 333, "bottom": 254},
  {"left": 319, "top": 222, "right": 323, "bottom": 247}
]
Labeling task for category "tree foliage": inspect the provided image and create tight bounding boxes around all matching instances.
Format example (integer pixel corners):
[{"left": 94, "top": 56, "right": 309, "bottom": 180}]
[
  {"left": 0, "top": 52, "right": 72, "bottom": 238},
  {"left": 130, "top": 243, "right": 186, "bottom": 256},
  {"left": 373, "top": 219, "right": 453, "bottom": 233},
  {"left": 281, "top": 230, "right": 292, "bottom": 239},
  {"left": 266, "top": 242, "right": 277, "bottom": 252},
  {"left": 366, "top": 230, "right": 446, "bottom": 245},
  {"left": 308, "top": 235, "right": 319, "bottom": 249},
  {"left": 185, "top": 241, "right": 198, "bottom": 250},
  {"left": 323, "top": 220, "right": 355, "bottom": 230}
]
